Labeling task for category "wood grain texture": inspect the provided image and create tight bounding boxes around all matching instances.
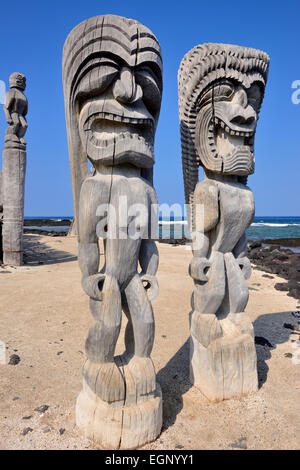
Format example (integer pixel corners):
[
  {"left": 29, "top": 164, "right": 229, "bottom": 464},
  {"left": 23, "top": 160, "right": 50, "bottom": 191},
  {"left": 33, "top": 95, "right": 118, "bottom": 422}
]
[
  {"left": 178, "top": 43, "right": 269, "bottom": 401},
  {"left": 76, "top": 361, "right": 162, "bottom": 449},
  {"left": 63, "top": 15, "right": 163, "bottom": 448}
]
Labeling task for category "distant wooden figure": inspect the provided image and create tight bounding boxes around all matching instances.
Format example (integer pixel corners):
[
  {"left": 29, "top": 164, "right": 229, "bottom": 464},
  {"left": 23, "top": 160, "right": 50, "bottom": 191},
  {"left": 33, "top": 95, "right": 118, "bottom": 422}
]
[
  {"left": 4, "top": 73, "right": 28, "bottom": 144},
  {"left": 2, "top": 72, "right": 28, "bottom": 266},
  {"left": 62, "top": 15, "right": 163, "bottom": 449},
  {"left": 178, "top": 44, "right": 269, "bottom": 401}
]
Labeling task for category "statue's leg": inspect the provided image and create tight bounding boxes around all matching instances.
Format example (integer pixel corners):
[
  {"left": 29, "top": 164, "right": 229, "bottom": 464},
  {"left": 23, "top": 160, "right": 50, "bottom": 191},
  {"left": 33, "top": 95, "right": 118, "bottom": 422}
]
[
  {"left": 77, "top": 272, "right": 162, "bottom": 448},
  {"left": 121, "top": 292, "right": 135, "bottom": 356},
  {"left": 82, "top": 274, "right": 125, "bottom": 404},
  {"left": 220, "top": 253, "right": 258, "bottom": 396},
  {"left": 190, "top": 251, "right": 225, "bottom": 399},
  {"left": 18, "top": 116, "right": 28, "bottom": 143},
  {"left": 191, "top": 251, "right": 258, "bottom": 401},
  {"left": 124, "top": 274, "right": 154, "bottom": 357},
  {"left": 121, "top": 274, "right": 156, "bottom": 400},
  {"left": 5, "top": 113, "right": 20, "bottom": 142}
]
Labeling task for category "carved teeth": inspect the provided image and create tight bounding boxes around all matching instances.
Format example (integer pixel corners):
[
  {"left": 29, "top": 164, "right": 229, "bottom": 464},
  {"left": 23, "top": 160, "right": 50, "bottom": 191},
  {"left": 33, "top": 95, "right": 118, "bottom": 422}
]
[
  {"left": 214, "top": 119, "right": 254, "bottom": 138},
  {"left": 88, "top": 112, "right": 153, "bottom": 126}
]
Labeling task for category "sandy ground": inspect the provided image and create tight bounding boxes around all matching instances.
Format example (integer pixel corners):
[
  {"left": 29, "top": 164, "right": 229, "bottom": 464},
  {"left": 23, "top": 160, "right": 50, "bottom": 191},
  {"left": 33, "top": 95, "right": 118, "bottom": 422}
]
[{"left": 0, "top": 234, "right": 299, "bottom": 450}]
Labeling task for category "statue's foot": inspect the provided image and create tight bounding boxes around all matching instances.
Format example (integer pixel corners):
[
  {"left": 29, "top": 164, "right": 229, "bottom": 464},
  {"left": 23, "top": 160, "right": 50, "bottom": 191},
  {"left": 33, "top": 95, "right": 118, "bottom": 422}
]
[
  {"left": 76, "top": 376, "right": 162, "bottom": 449},
  {"left": 83, "top": 359, "right": 125, "bottom": 404},
  {"left": 190, "top": 330, "right": 258, "bottom": 402},
  {"left": 127, "top": 356, "right": 156, "bottom": 400},
  {"left": 5, "top": 134, "right": 20, "bottom": 143},
  {"left": 227, "top": 312, "right": 254, "bottom": 337}
]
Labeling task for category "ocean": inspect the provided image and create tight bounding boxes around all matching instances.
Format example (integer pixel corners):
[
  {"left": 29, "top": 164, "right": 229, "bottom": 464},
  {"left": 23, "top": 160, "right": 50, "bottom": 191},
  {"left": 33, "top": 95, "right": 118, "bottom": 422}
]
[
  {"left": 24, "top": 216, "right": 300, "bottom": 241},
  {"left": 160, "top": 216, "right": 300, "bottom": 241}
]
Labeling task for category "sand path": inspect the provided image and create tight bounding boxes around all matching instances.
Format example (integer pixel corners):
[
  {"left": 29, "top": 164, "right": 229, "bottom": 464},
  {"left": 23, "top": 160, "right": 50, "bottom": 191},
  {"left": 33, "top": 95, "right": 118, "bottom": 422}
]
[{"left": 0, "top": 235, "right": 299, "bottom": 450}]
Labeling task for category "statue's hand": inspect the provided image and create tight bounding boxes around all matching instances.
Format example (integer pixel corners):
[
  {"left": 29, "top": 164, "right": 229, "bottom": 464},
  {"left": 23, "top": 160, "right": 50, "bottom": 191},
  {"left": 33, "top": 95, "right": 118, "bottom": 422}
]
[
  {"left": 81, "top": 273, "right": 105, "bottom": 300},
  {"left": 140, "top": 273, "right": 158, "bottom": 301},
  {"left": 237, "top": 256, "right": 251, "bottom": 280},
  {"left": 6, "top": 118, "right": 13, "bottom": 125},
  {"left": 189, "top": 257, "right": 211, "bottom": 282}
]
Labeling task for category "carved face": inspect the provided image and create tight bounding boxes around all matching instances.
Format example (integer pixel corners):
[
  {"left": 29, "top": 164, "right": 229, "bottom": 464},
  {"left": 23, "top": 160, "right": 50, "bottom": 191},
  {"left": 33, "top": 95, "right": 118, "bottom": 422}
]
[
  {"left": 9, "top": 73, "right": 26, "bottom": 91},
  {"left": 195, "top": 79, "right": 262, "bottom": 176},
  {"left": 77, "top": 58, "right": 162, "bottom": 169}
]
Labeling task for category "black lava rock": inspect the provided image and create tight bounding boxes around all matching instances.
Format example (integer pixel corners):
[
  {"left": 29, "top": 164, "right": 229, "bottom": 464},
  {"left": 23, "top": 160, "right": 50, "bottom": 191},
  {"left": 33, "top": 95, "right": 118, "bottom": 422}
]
[
  {"left": 8, "top": 354, "right": 20, "bottom": 365},
  {"left": 255, "top": 336, "right": 273, "bottom": 348},
  {"left": 34, "top": 405, "right": 49, "bottom": 413}
]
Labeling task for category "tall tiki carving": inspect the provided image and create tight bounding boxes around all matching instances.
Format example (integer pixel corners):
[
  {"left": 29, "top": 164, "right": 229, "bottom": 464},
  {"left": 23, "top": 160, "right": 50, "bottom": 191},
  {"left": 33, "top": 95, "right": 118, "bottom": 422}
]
[
  {"left": 62, "top": 15, "right": 163, "bottom": 448},
  {"left": 2, "top": 73, "right": 28, "bottom": 266},
  {"left": 178, "top": 44, "right": 269, "bottom": 401}
]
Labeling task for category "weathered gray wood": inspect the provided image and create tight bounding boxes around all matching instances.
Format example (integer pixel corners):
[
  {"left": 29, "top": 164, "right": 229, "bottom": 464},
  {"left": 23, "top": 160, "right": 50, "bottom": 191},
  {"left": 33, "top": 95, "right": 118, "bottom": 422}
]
[
  {"left": 2, "top": 73, "right": 27, "bottom": 266},
  {"left": 63, "top": 15, "right": 163, "bottom": 449},
  {"left": 178, "top": 44, "right": 270, "bottom": 401}
]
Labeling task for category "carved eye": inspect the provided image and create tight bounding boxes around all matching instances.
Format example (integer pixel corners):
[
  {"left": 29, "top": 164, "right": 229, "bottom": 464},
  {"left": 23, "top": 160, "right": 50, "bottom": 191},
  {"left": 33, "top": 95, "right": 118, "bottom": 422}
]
[
  {"left": 247, "top": 83, "right": 262, "bottom": 111},
  {"left": 76, "top": 57, "right": 119, "bottom": 104},
  {"left": 135, "top": 65, "right": 162, "bottom": 117},
  {"left": 213, "top": 83, "right": 235, "bottom": 102},
  {"left": 95, "top": 59, "right": 119, "bottom": 92},
  {"left": 199, "top": 81, "right": 234, "bottom": 107}
]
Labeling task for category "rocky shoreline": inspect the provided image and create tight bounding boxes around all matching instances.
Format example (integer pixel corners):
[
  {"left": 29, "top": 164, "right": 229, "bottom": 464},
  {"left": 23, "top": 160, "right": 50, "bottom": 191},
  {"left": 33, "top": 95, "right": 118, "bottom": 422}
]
[
  {"left": 158, "top": 237, "right": 300, "bottom": 301},
  {"left": 24, "top": 219, "right": 71, "bottom": 227},
  {"left": 247, "top": 240, "right": 300, "bottom": 300},
  {"left": 24, "top": 229, "right": 67, "bottom": 237}
]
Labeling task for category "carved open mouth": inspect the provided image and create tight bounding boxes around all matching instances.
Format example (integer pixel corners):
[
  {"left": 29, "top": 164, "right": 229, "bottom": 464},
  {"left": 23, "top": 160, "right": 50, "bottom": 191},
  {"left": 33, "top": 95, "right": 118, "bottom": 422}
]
[
  {"left": 204, "top": 115, "right": 255, "bottom": 175},
  {"left": 80, "top": 109, "right": 155, "bottom": 166},
  {"left": 214, "top": 116, "right": 254, "bottom": 138},
  {"left": 208, "top": 116, "right": 255, "bottom": 160},
  {"left": 89, "top": 114, "right": 153, "bottom": 145},
  {"left": 83, "top": 112, "right": 154, "bottom": 150}
]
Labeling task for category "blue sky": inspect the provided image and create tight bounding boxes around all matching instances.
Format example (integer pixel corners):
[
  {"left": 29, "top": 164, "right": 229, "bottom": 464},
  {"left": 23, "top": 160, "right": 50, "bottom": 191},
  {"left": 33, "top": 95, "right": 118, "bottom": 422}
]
[{"left": 0, "top": 0, "right": 299, "bottom": 216}]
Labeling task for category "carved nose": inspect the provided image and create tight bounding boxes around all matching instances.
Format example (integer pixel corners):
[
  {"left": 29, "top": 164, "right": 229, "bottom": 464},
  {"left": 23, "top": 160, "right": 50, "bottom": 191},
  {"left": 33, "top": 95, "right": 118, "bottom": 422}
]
[
  {"left": 231, "top": 113, "right": 255, "bottom": 126},
  {"left": 113, "top": 67, "right": 142, "bottom": 104},
  {"left": 230, "top": 87, "right": 257, "bottom": 125}
]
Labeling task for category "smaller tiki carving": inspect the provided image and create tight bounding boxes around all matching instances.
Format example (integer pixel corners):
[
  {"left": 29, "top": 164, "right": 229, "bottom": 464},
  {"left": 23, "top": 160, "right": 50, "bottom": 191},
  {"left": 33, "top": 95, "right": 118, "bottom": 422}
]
[
  {"left": 2, "top": 72, "right": 28, "bottom": 266},
  {"left": 4, "top": 73, "right": 28, "bottom": 145},
  {"left": 178, "top": 44, "right": 269, "bottom": 401},
  {"left": 63, "top": 15, "right": 162, "bottom": 449}
]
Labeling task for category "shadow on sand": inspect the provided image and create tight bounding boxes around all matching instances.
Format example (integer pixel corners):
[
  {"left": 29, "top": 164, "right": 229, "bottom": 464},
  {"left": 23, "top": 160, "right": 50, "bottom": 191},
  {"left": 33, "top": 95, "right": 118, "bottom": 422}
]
[
  {"left": 157, "top": 311, "right": 299, "bottom": 431},
  {"left": 254, "top": 311, "right": 299, "bottom": 388},
  {"left": 23, "top": 235, "right": 77, "bottom": 266},
  {"left": 157, "top": 338, "right": 192, "bottom": 431}
]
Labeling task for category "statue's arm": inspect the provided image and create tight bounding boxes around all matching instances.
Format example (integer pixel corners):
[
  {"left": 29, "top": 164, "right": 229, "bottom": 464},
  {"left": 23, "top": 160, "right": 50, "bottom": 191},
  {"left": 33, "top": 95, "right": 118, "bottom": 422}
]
[
  {"left": 233, "top": 232, "right": 251, "bottom": 280},
  {"left": 139, "top": 239, "right": 159, "bottom": 301},
  {"left": 138, "top": 186, "right": 159, "bottom": 299},
  {"left": 24, "top": 97, "right": 28, "bottom": 117},
  {"left": 78, "top": 179, "right": 104, "bottom": 300},
  {"left": 233, "top": 232, "right": 248, "bottom": 258},
  {"left": 139, "top": 185, "right": 159, "bottom": 276},
  {"left": 189, "top": 180, "right": 219, "bottom": 281},
  {"left": 139, "top": 239, "right": 158, "bottom": 276},
  {"left": 4, "top": 90, "right": 14, "bottom": 124}
]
